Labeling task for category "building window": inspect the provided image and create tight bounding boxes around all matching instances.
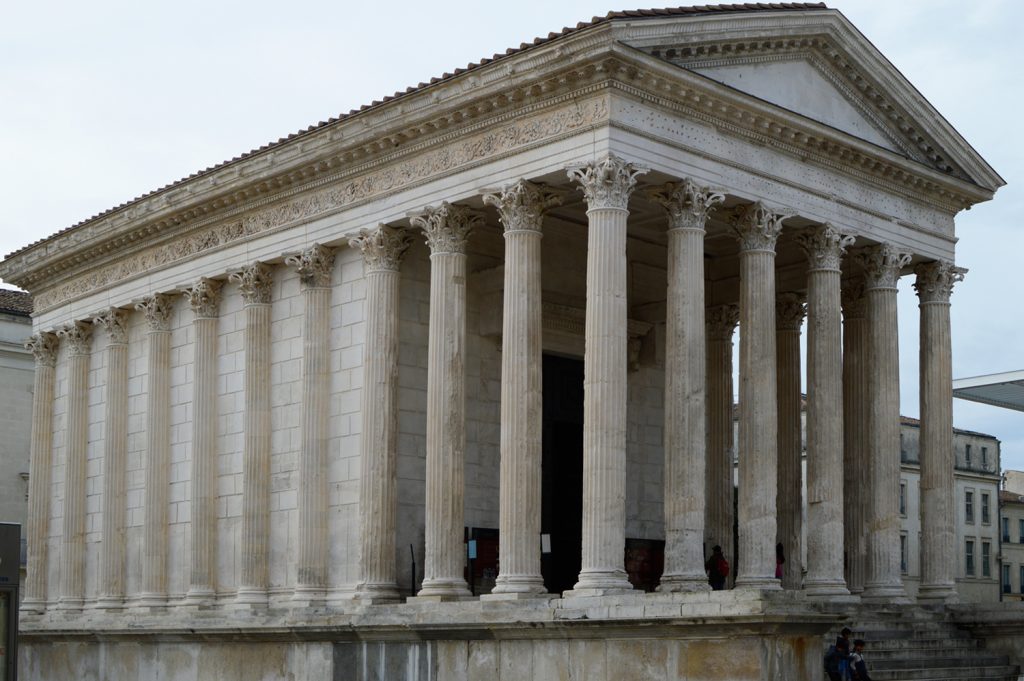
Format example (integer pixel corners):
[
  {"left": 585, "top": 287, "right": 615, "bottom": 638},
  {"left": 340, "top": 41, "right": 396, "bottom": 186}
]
[
  {"left": 965, "top": 491, "right": 974, "bottom": 523},
  {"left": 900, "top": 534, "right": 908, "bottom": 574},
  {"left": 966, "top": 444, "right": 972, "bottom": 466},
  {"left": 899, "top": 482, "right": 907, "bottom": 516},
  {"left": 1004, "top": 564, "right": 1012, "bottom": 593},
  {"left": 1020, "top": 519, "right": 1024, "bottom": 543},
  {"left": 981, "top": 446, "right": 988, "bottom": 467},
  {"left": 982, "top": 541, "right": 991, "bottom": 577},
  {"left": 981, "top": 493, "right": 990, "bottom": 524},
  {"left": 1020, "top": 566, "right": 1024, "bottom": 594},
  {"left": 965, "top": 540, "right": 975, "bottom": 576},
  {"left": 1004, "top": 517, "right": 1011, "bottom": 542}
]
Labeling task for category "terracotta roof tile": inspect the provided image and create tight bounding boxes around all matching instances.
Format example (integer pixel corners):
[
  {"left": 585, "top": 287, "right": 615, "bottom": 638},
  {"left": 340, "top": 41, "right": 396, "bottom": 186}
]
[
  {"left": 0, "top": 289, "right": 32, "bottom": 316},
  {"left": 4, "top": 3, "right": 828, "bottom": 262}
]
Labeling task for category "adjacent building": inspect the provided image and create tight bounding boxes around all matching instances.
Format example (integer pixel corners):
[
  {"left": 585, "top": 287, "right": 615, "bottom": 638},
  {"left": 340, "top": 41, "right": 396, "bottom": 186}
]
[{"left": 1000, "top": 474, "right": 1024, "bottom": 601}]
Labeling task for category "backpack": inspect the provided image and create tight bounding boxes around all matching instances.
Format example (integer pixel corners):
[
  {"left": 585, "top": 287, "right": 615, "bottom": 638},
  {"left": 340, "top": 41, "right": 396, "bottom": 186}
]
[{"left": 715, "top": 555, "right": 729, "bottom": 578}]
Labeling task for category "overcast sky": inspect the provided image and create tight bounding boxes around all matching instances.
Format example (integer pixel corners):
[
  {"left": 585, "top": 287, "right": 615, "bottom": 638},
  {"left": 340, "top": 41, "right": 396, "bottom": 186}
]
[{"left": 2, "top": 1, "right": 1022, "bottom": 470}]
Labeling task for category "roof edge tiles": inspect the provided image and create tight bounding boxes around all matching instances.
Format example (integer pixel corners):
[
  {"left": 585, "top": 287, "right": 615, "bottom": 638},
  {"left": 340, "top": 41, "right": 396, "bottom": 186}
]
[{"left": 2, "top": 3, "right": 827, "bottom": 261}]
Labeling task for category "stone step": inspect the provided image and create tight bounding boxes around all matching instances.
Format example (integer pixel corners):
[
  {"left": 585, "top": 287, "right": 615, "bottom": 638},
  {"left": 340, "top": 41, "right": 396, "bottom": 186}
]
[
  {"left": 873, "top": 655, "right": 1010, "bottom": 670},
  {"left": 865, "top": 639, "right": 981, "bottom": 654},
  {"left": 869, "top": 665, "right": 1020, "bottom": 680}
]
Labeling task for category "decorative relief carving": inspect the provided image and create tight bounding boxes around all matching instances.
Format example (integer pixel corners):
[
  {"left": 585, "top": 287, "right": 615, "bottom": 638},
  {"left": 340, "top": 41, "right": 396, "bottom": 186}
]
[
  {"left": 230, "top": 262, "right": 274, "bottom": 305},
  {"left": 730, "top": 202, "right": 788, "bottom": 253},
  {"left": 913, "top": 260, "right": 966, "bottom": 304},
  {"left": 645, "top": 179, "right": 724, "bottom": 231},
  {"left": 57, "top": 321, "right": 93, "bottom": 355},
  {"left": 854, "top": 244, "right": 913, "bottom": 290},
  {"left": 92, "top": 308, "right": 129, "bottom": 344},
  {"left": 795, "top": 224, "right": 856, "bottom": 271},
  {"left": 412, "top": 203, "right": 482, "bottom": 255},
  {"left": 775, "top": 292, "right": 807, "bottom": 331},
  {"left": 285, "top": 244, "right": 335, "bottom": 289},
  {"left": 482, "top": 179, "right": 563, "bottom": 234},
  {"left": 31, "top": 98, "right": 609, "bottom": 313},
  {"left": 840, "top": 278, "right": 867, "bottom": 320},
  {"left": 567, "top": 154, "right": 648, "bottom": 211},
  {"left": 183, "top": 278, "right": 223, "bottom": 318},
  {"left": 25, "top": 333, "right": 59, "bottom": 367},
  {"left": 349, "top": 225, "right": 410, "bottom": 273},
  {"left": 706, "top": 304, "right": 739, "bottom": 341},
  {"left": 135, "top": 293, "right": 175, "bottom": 331}
]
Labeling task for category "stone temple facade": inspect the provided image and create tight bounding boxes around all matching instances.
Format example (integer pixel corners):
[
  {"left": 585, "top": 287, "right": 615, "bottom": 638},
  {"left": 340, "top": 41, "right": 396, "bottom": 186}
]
[{"left": 1, "top": 4, "right": 1015, "bottom": 680}]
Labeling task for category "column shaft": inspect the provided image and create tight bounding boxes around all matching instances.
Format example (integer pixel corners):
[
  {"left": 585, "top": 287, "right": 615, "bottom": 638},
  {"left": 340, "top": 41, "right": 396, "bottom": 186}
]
[
  {"left": 23, "top": 334, "right": 58, "bottom": 613},
  {"left": 705, "top": 306, "right": 738, "bottom": 579},
  {"left": 775, "top": 294, "right": 804, "bottom": 590},
  {"left": 842, "top": 281, "right": 868, "bottom": 594}
]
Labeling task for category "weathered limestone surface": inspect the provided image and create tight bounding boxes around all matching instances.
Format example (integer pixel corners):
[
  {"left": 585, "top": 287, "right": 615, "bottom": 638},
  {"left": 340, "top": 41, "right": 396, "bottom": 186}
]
[
  {"left": 915, "top": 261, "right": 965, "bottom": 603},
  {"left": 774, "top": 291, "right": 804, "bottom": 591},
  {"left": 705, "top": 304, "right": 738, "bottom": 579},
  {"left": 841, "top": 279, "right": 868, "bottom": 594}
]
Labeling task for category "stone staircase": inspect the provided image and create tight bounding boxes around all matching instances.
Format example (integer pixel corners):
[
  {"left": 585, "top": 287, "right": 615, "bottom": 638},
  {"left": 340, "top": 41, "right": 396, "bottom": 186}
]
[{"left": 828, "top": 615, "right": 1021, "bottom": 681}]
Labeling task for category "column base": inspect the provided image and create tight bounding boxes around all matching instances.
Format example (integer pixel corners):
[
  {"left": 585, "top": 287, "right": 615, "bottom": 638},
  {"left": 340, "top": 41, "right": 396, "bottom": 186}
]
[
  {"left": 861, "top": 582, "right": 910, "bottom": 604},
  {"left": 183, "top": 587, "right": 217, "bottom": 607},
  {"left": 564, "top": 569, "right": 634, "bottom": 597},
  {"left": 489, "top": 574, "right": 547, "bottom": 597},
  {"left": 803, "top": 578, "right": 852, "bottom": 599},
  {"left": 233, "top": 587, "right": 269, "bottom": 608},
  {"left": 917, "top": 583, "right": 959, "bottom": 605},
  {"left": 734, "top": 576, "right": 783, "bottom": 592},
  {"left": 413, "top": 577, "right": 472, "bottom": 600},
  {"left": 352, "top": 582, "right": 401, "bottom": 604},
  {"left": 657, "top": 574, "right": 711, "bottom": 593},
  {"left": 289, "top": 585, "right": 328, "bottom": 608},
  {"left": 93, "top": 596, "right": 126, "bottom": 610},
  {"left": 19, "top": 598, "right": 46, "bottom": 615},
  {"left": 54, "top": 597, "right": 84, "bottom": 612}
]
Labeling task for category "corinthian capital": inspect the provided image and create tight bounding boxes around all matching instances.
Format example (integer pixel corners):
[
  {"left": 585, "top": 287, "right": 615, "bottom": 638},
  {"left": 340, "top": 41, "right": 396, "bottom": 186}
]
[
  {"left": 776, "top": 292, "right": 807, "bottom": 331},
  {"left": 183, "top": 279, "right": 223, "bottom": 319},
  {"left": 795, "top": 224, "right": 855, "bottom": 271},
  {"left": 854, "top": 244, "right": 912, "bottom": 291},
  {"left": 567, "top": 154, "right": 648, "bottom": 211},
  {"left": 25, "top": 332, "right": 59, "bottom": 367},
  {"left": 349, "top": 225, "right": 411, "bottom": 273},
  {"left": 135, "top": 293, "right": 175, "bottom": 331},
  {"left": 841, "top": 278, "right": 867, "bottom": 320},
  {"left": 731, "top": 202, "right": 788, "bottom": 253},
  {"left": 706, "top": 304, "right": 740, "bottom": 341},
  {"left": 286, "top": 244, "right": 336, "bottom": 289},
  {"left": 482, "top": 180, "right": 563, "bottom": 234},
  {"left": 412, "top": 202, "right": 481, "bottom": 255},
  {"left": 646, "top": 179, "right": 724, "bottom": 231},
  {"left": 57, "top": 321, "right": 93, "bottom": 355},
  {"left": 913, "top": 260, "right": 966, "bottom": 304},
  {"left": 230, "top": 262, "right": 274, "bottom": 305},
  {"left": 93, "top": 308, "right": 129, "bottom": 344}
]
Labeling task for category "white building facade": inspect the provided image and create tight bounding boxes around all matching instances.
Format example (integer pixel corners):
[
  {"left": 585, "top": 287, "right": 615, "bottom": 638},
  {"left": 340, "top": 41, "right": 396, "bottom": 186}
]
[{"left": 0, "top": 5, "right": 1008, "bottom": 680}]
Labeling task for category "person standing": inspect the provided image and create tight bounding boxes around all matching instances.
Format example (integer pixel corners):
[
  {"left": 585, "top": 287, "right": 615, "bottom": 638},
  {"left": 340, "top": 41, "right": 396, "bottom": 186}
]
[
  {"left": 849, "top": 639, "right": 872, "bottom": 680},
  {"left": 705, "top": 545, "right": 729, "bottom": 590}
]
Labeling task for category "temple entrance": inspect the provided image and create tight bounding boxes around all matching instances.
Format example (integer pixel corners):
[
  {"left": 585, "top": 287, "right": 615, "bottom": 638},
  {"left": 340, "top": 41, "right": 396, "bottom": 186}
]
[{"left": 541, "top": 354, "right": 585, "bottom": 594}]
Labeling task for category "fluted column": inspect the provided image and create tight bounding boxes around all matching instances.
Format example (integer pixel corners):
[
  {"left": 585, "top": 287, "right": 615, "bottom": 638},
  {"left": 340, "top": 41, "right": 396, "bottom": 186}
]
[
  {"left": 798, "top": 225, "right": 854, "bottom": 597},
  {"left": 731, "top": 202, "right": 784, "bottom": 591},
  {"left": 231, "top": 262, "right": 273, "bottom": 606},
  {"left": 774, "top": 292, "right": 805, "bottom": 591},
  {"left": 56, "top": 321, "right": 93, "bottom": 610},
  {"left": 413, "top": 203, "right": 480, "bottom": 599},
  {"left": 915, "top": 261, "right": 965, "bottom": 603},
  {"left": 22, "top": 333, "right": 59, "bottom": 613},
  {"left": 183, "top": 280, "right": 222, "bottom": 604},
  {"left": 349, "top": 228, "right": 408, "bottom": 603},
  {"left": 841, "top": 279, "right": 868, "bottom": 594},
  {"left": 484, "top": 180, "right": 561, "bottom": 597},
  {"left": 705, "top": 304, "right": 739, "bottom": 577},
  {"left": 856, "top": 244, "right": 911, "bottom": 602},
  {"left": 648, "top": 180, "right": 722, "bottom": 592},
  {"left": 566, "top": 154, "right": 646, "bottom": 596},
  {"left": 285, "top": 245, "right": 337, "bottom": 605},
  {"left": 136, "top": 294, "right": 173, "bottom": 608},
  {"left": 94, "top": 309, "right": 129, "bottom": 609}
]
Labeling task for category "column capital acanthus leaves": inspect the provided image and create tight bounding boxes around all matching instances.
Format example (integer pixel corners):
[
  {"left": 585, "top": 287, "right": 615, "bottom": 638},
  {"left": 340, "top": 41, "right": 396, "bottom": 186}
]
[
  {"left": 482, "top": 179, "right": 563, "bottom": 234},
  {"left": 775, "top": 292, "right": 807, "bottom": 331},
  {"left": 286, "top": 244, "right": 336, "bottom": 289},
  {"left": 796, "top": 224, "right": 856, "bottom": 271},
  {"left": 854, "top": 243, "right": 912, "bottom": 291},
  {"left": 57, "top": 320, "right": 93, "bottom": 356},
  {"left": 730, "top": 201, "right": 788, "bottom": 253},
  {"left": 25, "top": 332, "right": 59, "bottom": 367},
  {"left": 92, "top": 308, "right": 129, "bottom": 344},
  {"left": 135, "top": 293, "right": 175, "bottom": 331},
  {"left": 349, "top": 224, "right": 411, "bottom": 272},
  {"left": 230, "top": 262, "right": 274, "bottom": 305},
  {"left": 841, "top": 277, "right": 867, "bottom": 320},
  {"left": 706, "top": 304, "right": 740, "bottom": 341},
  {"left": 646, "top": 179, "right": 724, "bottom": 232},
  {"left": 184, "top": 278, "right": 223, "bottom": 318},
  {"left": 566, "top": 153, "right": 648, "bottom": 211},
  {"left": 412, "top": 202, "right": 482, "bottom": 255},
  {"left": 913, "top": 260, "right": 966, "bottom": 304}
]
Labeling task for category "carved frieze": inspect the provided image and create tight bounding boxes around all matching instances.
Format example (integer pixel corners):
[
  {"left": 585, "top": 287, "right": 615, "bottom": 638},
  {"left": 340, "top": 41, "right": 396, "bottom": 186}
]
[
  {"left": 348, "top": 225, "right": 410, "bottom": 273},
  {"left": 92, "top": 308, "right": 129, "bottom": 344},
  {"left": 706, "top": 304, "right": 739, "bottom": 341},
  {"left": 135, "top": 293, "right": 175, "bottom": 331},
  {"left": 913, "top": 260, "right": 966, "bottom": 304},
  {"left": 183, "top": 278, "right": 224, "bottom": 318},
  {"left": 775, "top": 292, "right": 807, "bottom": 331},
  {"left": 25, "top": 332, "right": 59, "bottom": 367},
  {"left": 285, "top": 244, "right": 335, "bottom": 289},
  {"left": 795, "top": 224, "right": 855, "bottom": 271},
  {"left": 412, "top": 203, "right": 482, "bottom": 255},
  {"left": 482, "top": 180, "right": 563, "bottom": 234},
  {"left": 646, "top": 179, "right": 724, "bottom": 231},
  {"left": 730, "top": 202, "right": 788, "bottom": 253},
  {"left": 57, "top": 321, "right": 94, "bottom": 356},
  {"left": 567, "top": 154, "right": 648, "bottom": 211},
  {"left": 854, "top": 244, "right": 912, "bottom": 291}
]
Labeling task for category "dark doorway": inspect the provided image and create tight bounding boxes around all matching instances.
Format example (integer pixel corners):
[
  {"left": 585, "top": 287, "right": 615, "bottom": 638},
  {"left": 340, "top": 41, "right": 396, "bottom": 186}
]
[{"left": 541, "top": 354, "right": 585, "bottom": 594}]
